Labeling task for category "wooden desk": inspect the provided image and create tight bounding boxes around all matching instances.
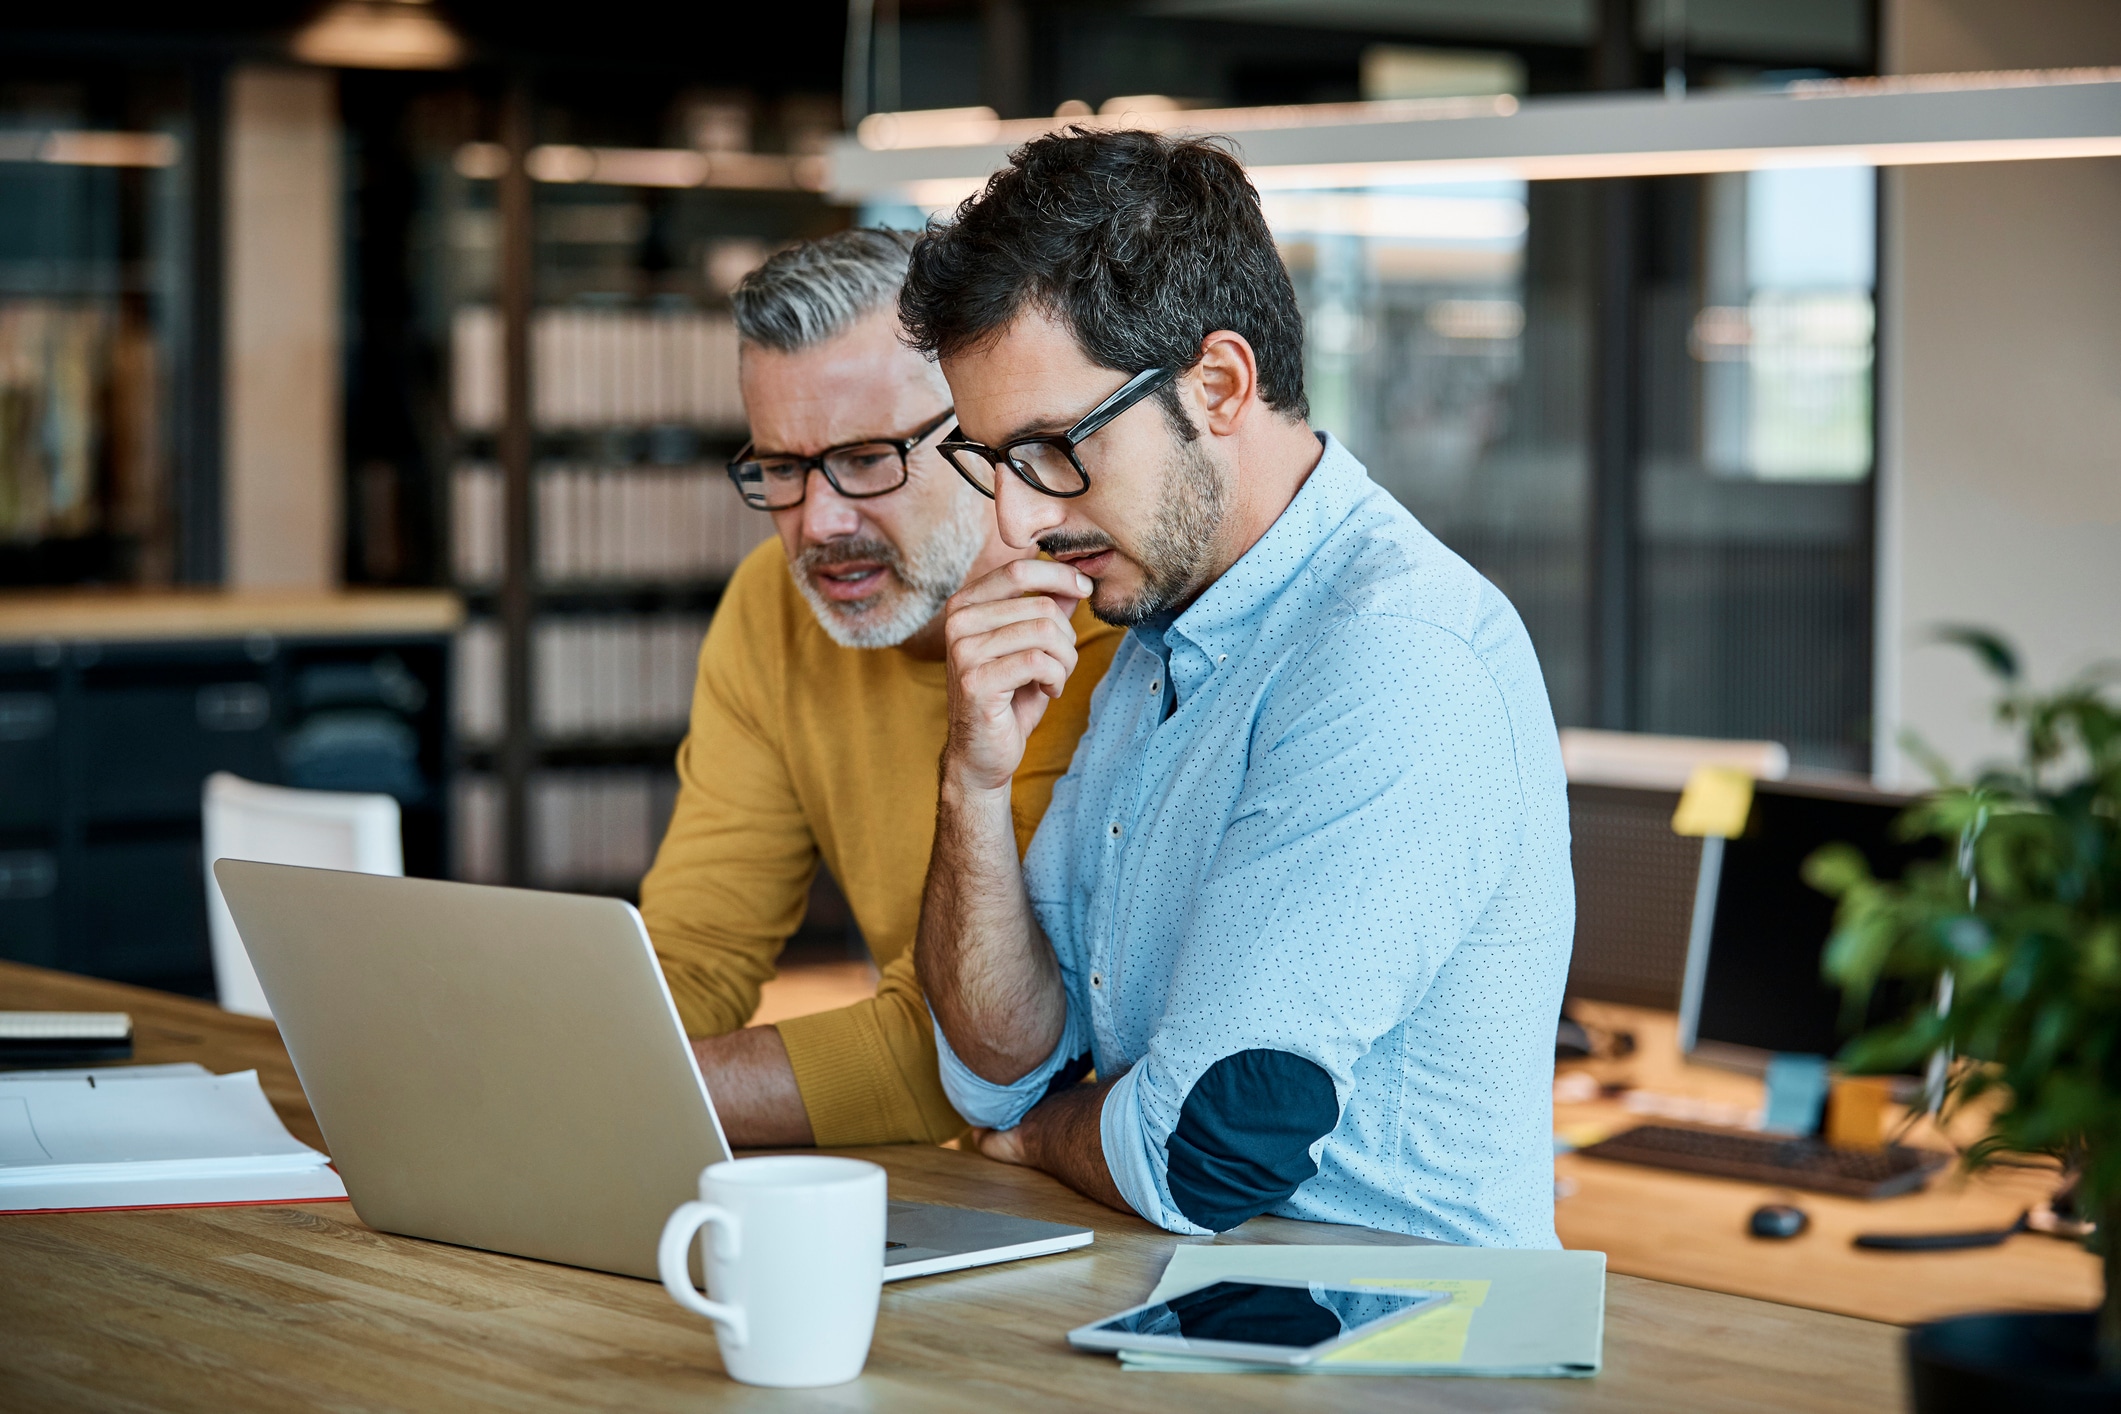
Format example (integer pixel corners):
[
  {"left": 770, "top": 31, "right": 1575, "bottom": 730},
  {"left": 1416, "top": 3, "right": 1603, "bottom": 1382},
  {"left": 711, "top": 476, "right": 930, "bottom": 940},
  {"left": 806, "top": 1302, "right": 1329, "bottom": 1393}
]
[
  {"left": 1557, "top": 1002, "right": 2099, "bottom": 1324},
  {"left": 0, "top": 962, "right": 1906, "bottom": 1413}
]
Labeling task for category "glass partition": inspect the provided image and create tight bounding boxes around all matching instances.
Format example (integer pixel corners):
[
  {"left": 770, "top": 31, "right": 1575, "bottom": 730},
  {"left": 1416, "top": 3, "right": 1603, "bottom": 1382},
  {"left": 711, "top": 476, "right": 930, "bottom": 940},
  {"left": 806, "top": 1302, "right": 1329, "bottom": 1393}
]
[
  {"left": 1271, "top": 177, "right": 1593, "bottom": 727},
  {"left": 1276, "top": 166, "right": 1875, "bottom": 769},
  {"left": 1637, "top": 168, "right": 1875, "bottom": 769}
]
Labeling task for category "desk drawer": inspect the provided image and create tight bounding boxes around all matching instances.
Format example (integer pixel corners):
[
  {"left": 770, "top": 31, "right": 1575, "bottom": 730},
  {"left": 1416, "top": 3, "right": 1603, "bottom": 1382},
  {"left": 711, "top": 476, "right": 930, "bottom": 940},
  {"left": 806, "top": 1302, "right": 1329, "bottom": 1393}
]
[
  {"left": 0, "top": 689, "right": 58, "bottom": 828},
  {"left": 74, "top": 833, "right": 213, "bottom": 995},
  {"left": 0, "top": 848, "right": 59, "bottom": 969},
  {"left": 81, "top": 672, "right": 279, "bottom": 821}
]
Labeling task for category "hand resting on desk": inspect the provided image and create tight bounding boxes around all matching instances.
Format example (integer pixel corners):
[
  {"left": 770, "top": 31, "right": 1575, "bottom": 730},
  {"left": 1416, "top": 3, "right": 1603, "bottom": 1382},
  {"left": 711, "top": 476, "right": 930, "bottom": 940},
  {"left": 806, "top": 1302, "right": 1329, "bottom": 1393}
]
[{"left": 966, "top": 1072, "right": 1131, "bottom": 1214}]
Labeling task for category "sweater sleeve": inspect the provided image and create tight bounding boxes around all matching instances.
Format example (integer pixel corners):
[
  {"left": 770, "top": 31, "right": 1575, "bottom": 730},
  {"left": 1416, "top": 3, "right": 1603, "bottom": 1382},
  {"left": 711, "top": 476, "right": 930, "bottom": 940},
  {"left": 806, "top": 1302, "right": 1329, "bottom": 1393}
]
[
  {"left": 774, "top": 948, "right": 965, "bottom": 1144},
  {"left": 638, "top": 544, "right": 816, "bottom": 1039},
  {"left": 768, "top": 601, "right": 1122, "bottom": 1148}
]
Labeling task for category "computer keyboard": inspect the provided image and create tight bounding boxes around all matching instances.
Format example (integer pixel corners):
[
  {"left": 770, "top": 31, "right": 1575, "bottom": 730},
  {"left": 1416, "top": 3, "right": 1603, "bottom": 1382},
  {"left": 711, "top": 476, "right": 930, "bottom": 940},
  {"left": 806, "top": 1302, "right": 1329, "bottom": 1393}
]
[{"left": 1575, "top": 1123, "right": 1949, "bottom": 1198}]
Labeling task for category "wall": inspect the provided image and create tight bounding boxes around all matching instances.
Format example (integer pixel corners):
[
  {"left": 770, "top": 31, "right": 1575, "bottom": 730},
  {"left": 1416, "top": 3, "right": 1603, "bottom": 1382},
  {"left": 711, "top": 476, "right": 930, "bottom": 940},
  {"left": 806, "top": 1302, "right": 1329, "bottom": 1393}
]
[
  {"left": 223, "top": 66, "right": 342, "bottom": 590},
  {"left": 1875, "top": 0, "right": 2121, "bottom": 786}
]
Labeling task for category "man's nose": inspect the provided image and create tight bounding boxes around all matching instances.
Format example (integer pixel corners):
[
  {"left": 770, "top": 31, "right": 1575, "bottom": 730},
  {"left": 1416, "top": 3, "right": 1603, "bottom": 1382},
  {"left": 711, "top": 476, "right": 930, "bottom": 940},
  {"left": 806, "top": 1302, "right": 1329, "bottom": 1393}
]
[
  {"left": 993, "top": 467, "right": 1065, "bottom": 550},
  {"left": 799, "top": 468, "right": 864, "bottom": 543}
]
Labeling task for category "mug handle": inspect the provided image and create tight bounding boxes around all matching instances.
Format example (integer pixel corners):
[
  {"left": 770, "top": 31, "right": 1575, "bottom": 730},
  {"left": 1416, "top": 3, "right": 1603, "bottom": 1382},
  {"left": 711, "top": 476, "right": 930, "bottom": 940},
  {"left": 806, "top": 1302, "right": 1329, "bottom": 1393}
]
[{"left": 658, "top": 1200, "right": 749, "bottom": 1349}]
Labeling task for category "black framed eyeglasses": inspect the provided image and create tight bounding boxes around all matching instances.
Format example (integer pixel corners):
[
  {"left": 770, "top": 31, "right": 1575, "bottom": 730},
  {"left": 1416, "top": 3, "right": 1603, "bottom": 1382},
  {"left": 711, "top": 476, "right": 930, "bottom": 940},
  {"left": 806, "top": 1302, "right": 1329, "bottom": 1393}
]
[
  {"left": 938, "top": 366, "right": 1176, "bottom": 501},
  {"left": 725, "top": 407, "right": 955, "bottom": 510}
]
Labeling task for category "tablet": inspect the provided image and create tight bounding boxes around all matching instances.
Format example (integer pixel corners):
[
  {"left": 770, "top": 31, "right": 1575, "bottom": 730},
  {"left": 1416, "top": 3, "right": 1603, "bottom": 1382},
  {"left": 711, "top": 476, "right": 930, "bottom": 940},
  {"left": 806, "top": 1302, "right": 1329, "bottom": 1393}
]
[{"left": 1066, "top": 1276, "right": 1450, "bottom": 1366}]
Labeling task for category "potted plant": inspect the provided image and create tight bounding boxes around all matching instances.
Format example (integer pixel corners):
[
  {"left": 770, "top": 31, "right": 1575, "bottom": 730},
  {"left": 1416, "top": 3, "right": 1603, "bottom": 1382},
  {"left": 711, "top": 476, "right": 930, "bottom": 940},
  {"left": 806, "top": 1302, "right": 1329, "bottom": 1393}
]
[{"left": 1806, "top": 630, "right": 2121, "bottom": 1412}]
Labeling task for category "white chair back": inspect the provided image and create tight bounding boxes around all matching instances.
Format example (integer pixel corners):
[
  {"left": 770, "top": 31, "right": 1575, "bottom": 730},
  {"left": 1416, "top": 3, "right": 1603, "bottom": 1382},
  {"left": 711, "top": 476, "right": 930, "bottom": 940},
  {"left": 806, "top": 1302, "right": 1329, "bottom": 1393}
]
[{"left": 203, "top": 772, "right": 403, "bottom": 1018}]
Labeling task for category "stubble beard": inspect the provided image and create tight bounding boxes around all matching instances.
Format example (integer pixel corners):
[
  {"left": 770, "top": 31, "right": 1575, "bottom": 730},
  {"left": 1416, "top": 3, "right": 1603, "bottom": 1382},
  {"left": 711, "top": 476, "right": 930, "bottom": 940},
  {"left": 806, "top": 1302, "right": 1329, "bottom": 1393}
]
[
  {"left": 789, "top": 491, "right": 989, "bottom": 649},
  {"left": 1041, "top": 436, "right": 1229, "bottom": 629}
]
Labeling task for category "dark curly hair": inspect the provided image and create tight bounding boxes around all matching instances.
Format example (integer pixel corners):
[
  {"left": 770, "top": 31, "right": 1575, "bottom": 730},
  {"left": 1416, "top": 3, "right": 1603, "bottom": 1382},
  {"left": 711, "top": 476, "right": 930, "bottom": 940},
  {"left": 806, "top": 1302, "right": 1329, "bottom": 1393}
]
[{"left": 899, "top": 127, "right": 1308, "bottom": 422}]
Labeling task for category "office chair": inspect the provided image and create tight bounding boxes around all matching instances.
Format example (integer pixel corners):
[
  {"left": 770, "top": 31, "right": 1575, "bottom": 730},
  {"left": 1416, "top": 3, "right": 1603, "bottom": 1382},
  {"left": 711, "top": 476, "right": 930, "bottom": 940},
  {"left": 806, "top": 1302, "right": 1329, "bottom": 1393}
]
[
  {"left": 202, "top": 772, "right": 403, "bottom": 1019},
  {"left": 1560, "top": 730, "right": 1787, "bottom": 1010}
]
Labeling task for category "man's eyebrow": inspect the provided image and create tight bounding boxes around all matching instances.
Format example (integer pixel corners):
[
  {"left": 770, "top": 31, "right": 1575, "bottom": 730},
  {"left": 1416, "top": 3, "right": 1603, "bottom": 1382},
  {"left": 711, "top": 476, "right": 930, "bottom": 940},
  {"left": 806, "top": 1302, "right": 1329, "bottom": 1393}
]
[{"left": 997, "top": 410, "right": 1078, "bottom": 444}]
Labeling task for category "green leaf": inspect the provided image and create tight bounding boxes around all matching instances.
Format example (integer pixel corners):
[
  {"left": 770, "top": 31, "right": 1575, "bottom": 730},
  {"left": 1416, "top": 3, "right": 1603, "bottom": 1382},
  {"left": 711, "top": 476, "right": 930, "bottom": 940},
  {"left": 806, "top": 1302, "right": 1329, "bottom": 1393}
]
[
  {"left": 1935, "top": 625, "right": 2021, "bottom": 682},
  {"left": 2083, "top": 923, "right": 2121, "bottom": 987},
  {"left": 1828, "top": 652, "right": 2121, "bottom": 1200},
  {"left": 1897, "top": 728, "right": 1960, "bottom": 789},
  {"left": 1804, "top": 842, "right": 1871, "bottom": 897}
]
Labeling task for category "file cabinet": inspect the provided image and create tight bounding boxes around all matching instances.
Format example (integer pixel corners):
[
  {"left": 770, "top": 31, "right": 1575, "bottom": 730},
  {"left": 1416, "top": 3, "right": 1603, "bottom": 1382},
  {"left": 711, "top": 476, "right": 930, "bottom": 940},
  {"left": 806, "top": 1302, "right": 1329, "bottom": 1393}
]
[{"left": 0, "top": 592, "right": 459, "bottom": 997}]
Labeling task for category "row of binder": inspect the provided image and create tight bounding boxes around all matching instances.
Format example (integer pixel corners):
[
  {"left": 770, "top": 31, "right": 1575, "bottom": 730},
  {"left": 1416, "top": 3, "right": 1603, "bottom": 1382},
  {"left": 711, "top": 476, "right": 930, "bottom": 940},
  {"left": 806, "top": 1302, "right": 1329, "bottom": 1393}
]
[
  {"left": 455, "top": 614, "right": 709, "bottom": 744},
  {"left": 453, "top": 305, "right": 746, "bottom": 431},
  {"left": 452, "top": 462, "right": 770, "bottom": 585},
  {"left": 454, "top": 769, "right": 680, "bottom": 889}
]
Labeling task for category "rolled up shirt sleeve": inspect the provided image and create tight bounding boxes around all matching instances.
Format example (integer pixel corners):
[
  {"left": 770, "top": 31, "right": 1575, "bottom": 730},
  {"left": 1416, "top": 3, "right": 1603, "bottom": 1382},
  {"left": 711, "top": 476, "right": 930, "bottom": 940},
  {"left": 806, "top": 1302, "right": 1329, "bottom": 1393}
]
[
  {"left": 931, "top": 990, "right": 1091, "bottom": 1131},
  {"left": 1097, "top": 615, "right": 1529, "bottom": 1234}
]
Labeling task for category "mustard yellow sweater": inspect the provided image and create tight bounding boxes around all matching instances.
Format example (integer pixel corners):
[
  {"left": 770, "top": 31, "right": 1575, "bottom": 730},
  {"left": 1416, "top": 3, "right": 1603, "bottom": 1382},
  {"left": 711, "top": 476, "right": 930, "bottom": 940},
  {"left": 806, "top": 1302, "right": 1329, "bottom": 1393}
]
[{"left": 638, "top": 537, "right": 1121, "bottom": 1146}]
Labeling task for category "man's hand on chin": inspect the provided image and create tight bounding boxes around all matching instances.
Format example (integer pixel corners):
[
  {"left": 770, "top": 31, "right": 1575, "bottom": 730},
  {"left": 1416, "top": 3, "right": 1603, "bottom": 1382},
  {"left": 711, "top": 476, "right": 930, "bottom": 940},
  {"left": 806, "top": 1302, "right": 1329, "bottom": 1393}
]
[{"left": 938, "top": 556, "right": 1093, "bottom": 795}]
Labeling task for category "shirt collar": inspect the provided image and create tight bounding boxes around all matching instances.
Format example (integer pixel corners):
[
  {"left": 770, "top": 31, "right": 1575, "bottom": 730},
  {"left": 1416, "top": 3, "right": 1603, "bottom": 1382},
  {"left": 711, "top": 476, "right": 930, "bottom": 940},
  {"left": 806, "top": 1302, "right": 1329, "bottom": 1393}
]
[
  {"left": 1127, "top": 608, "right": 1179, "bottom": 667},
  {"left": 1166, "top": 431, "right": 1368, "bottom": 662}
]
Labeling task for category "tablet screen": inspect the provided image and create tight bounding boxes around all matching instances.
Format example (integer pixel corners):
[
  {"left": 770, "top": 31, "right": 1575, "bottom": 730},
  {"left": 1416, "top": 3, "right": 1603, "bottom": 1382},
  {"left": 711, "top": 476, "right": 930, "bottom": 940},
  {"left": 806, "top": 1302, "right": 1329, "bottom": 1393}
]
[{"left": 1090, "top": 1279, "right": 1435, "bottom": 1353}]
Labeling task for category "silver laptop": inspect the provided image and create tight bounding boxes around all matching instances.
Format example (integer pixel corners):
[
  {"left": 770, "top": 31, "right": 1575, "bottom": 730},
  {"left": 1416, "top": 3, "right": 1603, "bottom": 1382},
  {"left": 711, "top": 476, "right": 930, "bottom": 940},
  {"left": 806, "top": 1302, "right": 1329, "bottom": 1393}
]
[{"left": 213, "top": 860, "right": 1091, "bottom": 1283}]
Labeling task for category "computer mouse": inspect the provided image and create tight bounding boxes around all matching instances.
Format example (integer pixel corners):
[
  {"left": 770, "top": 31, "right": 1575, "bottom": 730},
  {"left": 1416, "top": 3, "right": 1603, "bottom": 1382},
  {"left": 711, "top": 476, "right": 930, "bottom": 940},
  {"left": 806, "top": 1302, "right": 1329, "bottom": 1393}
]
[{"left": 1749, "top": 1203, "right": 1810, "bottom": 1239}]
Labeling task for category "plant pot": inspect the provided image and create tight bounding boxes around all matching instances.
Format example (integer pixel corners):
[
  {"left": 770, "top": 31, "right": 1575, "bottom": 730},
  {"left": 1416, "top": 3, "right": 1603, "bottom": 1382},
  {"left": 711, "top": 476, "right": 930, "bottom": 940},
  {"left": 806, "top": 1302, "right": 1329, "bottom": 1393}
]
[{"left": 1907, "top": 1311, "right": 2121, "bottom": 1413}]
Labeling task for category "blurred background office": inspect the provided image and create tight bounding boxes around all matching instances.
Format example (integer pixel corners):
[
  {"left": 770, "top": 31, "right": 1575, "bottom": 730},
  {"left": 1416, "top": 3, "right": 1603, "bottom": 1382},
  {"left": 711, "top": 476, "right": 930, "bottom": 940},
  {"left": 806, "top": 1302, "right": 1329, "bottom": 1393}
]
[{"left": 0, "top": 0, "right": 2115, "bottom": 1005}]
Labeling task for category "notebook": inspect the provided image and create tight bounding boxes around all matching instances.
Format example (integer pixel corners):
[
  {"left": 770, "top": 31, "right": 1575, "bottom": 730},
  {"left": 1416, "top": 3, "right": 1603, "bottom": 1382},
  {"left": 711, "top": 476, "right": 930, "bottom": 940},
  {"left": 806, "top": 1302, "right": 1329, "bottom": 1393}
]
[
  {"left": 1117, "top": 1244, "right": 1606, "bottom": 1377},
  {"left": 0, "top": 1068, "right": 347, "bottom": 1213},
  {"left": 0, "top": 1010, "right": 133, "bottom": 1066}
]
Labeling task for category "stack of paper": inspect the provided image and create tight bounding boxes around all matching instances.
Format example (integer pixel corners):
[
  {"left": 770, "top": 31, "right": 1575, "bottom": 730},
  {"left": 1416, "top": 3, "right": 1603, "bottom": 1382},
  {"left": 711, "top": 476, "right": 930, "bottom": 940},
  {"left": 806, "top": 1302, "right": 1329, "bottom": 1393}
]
[
  {"left": 0, "top": 1066, "right": 346, "bottom": 1213},
  {"left": 1119, "top": 1244, "right": 1606, "bottom": 1377}
]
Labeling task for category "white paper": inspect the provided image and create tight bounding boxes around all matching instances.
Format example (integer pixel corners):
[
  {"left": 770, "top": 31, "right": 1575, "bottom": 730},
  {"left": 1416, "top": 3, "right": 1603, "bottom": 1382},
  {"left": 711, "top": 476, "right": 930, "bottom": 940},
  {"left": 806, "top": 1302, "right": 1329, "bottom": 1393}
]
[
  {"left": 0, "top": 1166, "right": 347, "bottom": 1212},
  {"left": 0, "top": 1062, "right": 210, "bottom": 1083},
  {"left": 0, "top": 1069, "right": 343, "bottom": 1212}
]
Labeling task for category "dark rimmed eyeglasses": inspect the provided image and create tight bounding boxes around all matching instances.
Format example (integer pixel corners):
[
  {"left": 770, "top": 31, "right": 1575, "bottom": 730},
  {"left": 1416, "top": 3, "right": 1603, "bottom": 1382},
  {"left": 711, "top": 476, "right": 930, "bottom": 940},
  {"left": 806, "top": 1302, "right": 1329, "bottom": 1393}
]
[
  {"left": 938, "top": 366, "right": 1176, "bottom": 500},
  {"left": 725, "top": 407, "right": 955, "bottom": 510}
]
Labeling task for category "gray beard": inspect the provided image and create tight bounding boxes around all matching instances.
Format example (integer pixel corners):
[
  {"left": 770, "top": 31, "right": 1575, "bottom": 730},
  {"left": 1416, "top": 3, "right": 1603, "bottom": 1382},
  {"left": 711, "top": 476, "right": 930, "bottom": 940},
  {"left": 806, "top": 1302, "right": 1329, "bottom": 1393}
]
[
  {"left": 1046, "top": 437, "right": 1229, "bottom": 629},
  {"left": 788, "top": 495, "right": 988, "bottom": 649}
]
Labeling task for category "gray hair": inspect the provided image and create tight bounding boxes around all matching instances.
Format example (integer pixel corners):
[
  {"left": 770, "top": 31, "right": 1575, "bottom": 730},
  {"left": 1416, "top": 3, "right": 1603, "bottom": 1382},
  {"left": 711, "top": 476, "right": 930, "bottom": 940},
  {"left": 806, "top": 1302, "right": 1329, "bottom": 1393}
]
[{"left": 730, "top": 228, "right": 917, "bottom": 352}]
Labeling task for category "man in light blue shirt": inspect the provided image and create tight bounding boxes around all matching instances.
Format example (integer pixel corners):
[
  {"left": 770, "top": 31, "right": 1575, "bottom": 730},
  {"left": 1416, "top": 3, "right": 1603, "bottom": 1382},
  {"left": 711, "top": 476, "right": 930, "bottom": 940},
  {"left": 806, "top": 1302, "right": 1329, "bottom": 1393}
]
[{"left": 899, "top": 127, "right": 1573, "bottom": 1244}]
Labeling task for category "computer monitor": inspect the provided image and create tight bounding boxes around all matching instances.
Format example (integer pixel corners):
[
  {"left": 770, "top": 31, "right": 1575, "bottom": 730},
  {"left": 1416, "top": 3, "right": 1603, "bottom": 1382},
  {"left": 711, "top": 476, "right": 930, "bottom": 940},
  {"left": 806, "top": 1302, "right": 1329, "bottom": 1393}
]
[{"left": 1678, "top": 778, "right": 1938, "bottom": 1075}]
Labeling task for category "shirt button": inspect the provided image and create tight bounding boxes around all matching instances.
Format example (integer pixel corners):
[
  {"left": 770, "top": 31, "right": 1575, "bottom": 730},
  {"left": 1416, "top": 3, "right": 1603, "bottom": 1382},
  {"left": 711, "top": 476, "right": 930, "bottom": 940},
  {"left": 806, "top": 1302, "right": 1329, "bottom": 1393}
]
[
  {"left": 1090, "top": 972, "right": 1104, "bottom": 989},
  {"left": 1150, "top": 679, "right": 1160, "bottom": 693},
  {"left": 1108, "top": 822, "right": 1122, "bottom": 838}
]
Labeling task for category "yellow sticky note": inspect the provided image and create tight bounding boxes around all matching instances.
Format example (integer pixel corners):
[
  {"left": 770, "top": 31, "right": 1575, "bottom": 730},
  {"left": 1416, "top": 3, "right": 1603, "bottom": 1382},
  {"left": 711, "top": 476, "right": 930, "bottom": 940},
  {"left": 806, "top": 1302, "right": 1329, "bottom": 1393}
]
[
  {"left": 1671, "top": 765, "right": 1754, "bottom": 838},
  {"left": 1556, "top": 1119, "right": 1625, "bottom": 1151},
  {"left": 1318, "top": 1279, "right": 1492, "bottom": 1366}
]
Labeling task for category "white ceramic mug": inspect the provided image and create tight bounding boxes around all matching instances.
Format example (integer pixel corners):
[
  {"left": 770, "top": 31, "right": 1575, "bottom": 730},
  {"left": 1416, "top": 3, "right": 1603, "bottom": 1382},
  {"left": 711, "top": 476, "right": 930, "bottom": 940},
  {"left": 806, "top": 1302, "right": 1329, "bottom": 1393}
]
[{"left": 657, "top": 1155, "right": 887, "bottom": 1388}]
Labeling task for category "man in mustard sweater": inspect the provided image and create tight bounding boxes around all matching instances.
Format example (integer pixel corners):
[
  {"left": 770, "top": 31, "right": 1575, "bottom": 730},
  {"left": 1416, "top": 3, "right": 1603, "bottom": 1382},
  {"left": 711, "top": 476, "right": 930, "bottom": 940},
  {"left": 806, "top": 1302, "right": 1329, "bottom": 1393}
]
[{"left": 638, "top": 229, "right": 1119, "bottom": 1148}]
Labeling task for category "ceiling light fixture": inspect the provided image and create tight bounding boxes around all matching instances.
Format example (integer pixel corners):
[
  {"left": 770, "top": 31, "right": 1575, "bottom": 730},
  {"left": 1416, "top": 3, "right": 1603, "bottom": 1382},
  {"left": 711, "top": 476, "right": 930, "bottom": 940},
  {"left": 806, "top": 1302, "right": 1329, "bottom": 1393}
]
[
  {"left": 292, "top": 0, "right": 465, "bottom": 71},
  {"left": 831, "top": 68, "right": 2121, "bottom": 203}
]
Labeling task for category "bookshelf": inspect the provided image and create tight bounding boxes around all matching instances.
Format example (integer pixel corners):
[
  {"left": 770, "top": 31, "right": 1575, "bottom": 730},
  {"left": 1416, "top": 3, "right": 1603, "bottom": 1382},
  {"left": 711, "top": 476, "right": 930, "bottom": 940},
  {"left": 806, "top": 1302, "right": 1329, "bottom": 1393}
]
[
  {"left": 436, "top": 82, "right": 849, "bottom": 898},
  {"left": 0, "top": 68, "right": 218, "bottom": 588}
]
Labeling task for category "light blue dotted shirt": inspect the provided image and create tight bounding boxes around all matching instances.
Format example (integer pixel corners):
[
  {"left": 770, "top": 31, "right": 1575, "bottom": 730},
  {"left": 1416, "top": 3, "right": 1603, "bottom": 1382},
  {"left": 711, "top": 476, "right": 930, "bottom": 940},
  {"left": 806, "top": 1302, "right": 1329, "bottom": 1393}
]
[{"left": 935, "top": 434, "right": 1573, "bottom": 1245}]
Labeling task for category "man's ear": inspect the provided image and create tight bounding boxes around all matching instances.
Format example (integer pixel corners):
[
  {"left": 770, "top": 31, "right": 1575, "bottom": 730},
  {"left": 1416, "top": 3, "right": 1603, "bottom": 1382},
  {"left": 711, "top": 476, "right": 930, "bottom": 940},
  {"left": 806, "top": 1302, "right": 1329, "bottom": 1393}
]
[{"left": 1191, "top": 330, "right": 1260, "bottom": 437}]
